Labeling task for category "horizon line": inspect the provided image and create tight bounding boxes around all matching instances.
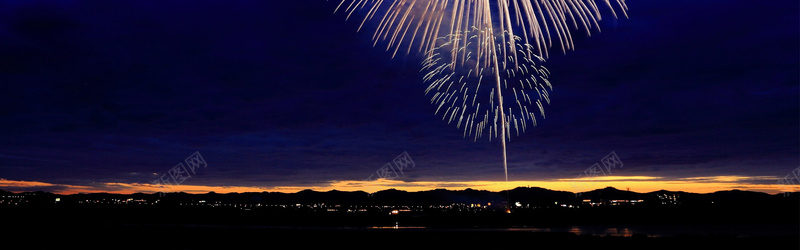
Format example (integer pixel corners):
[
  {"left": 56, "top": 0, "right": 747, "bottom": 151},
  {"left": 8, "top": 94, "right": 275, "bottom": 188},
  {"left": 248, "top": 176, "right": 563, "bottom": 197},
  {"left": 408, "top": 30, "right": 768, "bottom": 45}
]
[
  {"left": 1, "top": 177, "right": 796, "bottom": 196},
  {"left": 2, "top": 185, "right": 796, "bottom": 196}
]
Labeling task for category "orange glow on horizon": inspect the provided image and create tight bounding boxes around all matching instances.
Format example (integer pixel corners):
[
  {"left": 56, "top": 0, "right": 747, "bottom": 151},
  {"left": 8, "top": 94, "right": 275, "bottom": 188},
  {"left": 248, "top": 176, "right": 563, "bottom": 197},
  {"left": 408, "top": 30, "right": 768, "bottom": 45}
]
[{"left": 1, "top": 176, "right": 796, "bottom": 195}]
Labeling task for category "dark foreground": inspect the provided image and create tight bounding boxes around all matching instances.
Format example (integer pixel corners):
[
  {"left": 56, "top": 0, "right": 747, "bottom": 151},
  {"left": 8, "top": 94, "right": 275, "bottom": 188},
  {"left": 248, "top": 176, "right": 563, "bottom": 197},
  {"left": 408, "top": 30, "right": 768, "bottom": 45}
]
[
  {"left": 10, "top": 222, "right": 798, "bottom": 250},
  {"left": 5, "top": 189, "right": 798, "bottom": 249},
  {"left": 8, "top": 206, "right": 799, "bottom": 250}
]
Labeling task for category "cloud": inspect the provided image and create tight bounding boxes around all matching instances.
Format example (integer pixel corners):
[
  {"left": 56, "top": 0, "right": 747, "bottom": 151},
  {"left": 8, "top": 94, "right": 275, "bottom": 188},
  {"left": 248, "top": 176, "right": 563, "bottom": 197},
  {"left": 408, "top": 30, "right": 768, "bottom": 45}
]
[
  {"left": 2, "top": 173, "right": 795, "bottom": 195},
  {"left": 0, "top": 178, "right": 94, "bottom": 193},
  {"left": 558, "top": 176, "right": 662, "bottom": 182},
  {"left": 677, "top": 176, "right": 780, "bottom": 185},
  {"left": 0, "top": 1, "right": 796, "bottom": 192}
]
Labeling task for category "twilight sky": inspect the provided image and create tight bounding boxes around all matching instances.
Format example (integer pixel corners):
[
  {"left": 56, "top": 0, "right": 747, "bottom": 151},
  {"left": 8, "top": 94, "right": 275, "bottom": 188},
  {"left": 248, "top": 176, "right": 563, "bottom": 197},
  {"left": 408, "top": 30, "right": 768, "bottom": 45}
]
[{"left": 0, "top": 0, "right": 797, "bottom": 194}]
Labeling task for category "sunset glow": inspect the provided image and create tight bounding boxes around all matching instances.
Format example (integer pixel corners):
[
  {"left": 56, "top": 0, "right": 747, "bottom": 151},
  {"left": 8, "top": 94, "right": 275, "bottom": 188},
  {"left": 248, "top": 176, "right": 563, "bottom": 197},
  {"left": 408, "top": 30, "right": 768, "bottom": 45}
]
[{"left": 1, "top": 176, "right": 792, "bottom": 195}]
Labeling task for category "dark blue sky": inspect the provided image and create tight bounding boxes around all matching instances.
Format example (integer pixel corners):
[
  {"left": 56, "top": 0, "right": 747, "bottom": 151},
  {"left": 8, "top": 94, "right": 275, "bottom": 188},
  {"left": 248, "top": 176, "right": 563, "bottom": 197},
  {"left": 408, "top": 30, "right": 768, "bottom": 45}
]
[{"left": 0, "top": 0, "right": 797, "bottom": 193}]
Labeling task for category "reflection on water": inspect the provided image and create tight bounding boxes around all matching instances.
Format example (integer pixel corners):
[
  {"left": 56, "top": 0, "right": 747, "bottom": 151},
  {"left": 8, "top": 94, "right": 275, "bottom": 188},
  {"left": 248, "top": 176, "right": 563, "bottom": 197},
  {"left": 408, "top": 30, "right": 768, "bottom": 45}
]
[
  {"left": 364, "top": 222, "right": 641, "bottom": 236},
  {"left": 497, "top": 224, "right": 798, "bottom": 237},
  {"left": 374, "top": 224, "right": 800, "bottom": 237},
  {"left": 364, "top": 224, "right": 643, "bottom": 236},
  {"left": 368, "top": 222, "right": 427, "bottom": 230},
  {"left": 370, "top": 226, "right": 427, "bottom": 229},
  {"left": 567, "top": 226, "right": 634, "bottom": 237},
  {"left": 165, "top": 223, "right": 798, "bottom": 237},
  {"left": 515, "top": 226, "right": 636, "bottom": 237}
]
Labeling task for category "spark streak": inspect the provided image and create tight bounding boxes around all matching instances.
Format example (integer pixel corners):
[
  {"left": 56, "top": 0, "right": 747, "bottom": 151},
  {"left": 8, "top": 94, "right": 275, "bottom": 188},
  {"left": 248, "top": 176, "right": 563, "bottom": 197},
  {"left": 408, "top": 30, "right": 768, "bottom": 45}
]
[
  {"left": 334, "top": 0, "right": 627, "bottom": 60},
  {"left": 332, "top": 0, "right": 627, "bottom": 186},
  {"left": 421, "top": 31, "right": 551, "bottom": 142}
]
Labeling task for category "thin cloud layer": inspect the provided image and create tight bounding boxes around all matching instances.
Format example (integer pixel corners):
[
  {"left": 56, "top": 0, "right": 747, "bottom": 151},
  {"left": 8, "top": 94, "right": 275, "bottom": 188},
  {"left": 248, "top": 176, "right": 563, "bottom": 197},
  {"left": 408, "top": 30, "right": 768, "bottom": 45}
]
[{"left": 0, "top": 1, "right": 797, "bottom": 192}]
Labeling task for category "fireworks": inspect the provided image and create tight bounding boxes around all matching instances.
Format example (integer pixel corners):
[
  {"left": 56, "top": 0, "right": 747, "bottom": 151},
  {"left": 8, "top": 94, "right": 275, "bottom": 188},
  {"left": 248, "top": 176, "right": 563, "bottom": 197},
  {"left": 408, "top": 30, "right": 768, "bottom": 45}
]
[
  {"left": 332, "top": 0, "right": 628, "bottom": 182},
  {"left": 334, "top": 0, "right": 628, "bottom": 60},
  {"left": 421, "top": 30, "right": 551, "bottom": 142},
  {"left": 334, "top": 0, "right": 627, "bottom": 141}
]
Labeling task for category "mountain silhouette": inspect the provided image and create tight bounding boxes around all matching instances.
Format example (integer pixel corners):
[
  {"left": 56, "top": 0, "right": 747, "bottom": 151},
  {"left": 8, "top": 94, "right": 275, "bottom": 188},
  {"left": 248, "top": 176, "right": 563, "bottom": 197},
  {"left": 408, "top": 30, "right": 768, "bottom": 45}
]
[{"left": 2, "top": 187, "right": 797, "bottom": 209}]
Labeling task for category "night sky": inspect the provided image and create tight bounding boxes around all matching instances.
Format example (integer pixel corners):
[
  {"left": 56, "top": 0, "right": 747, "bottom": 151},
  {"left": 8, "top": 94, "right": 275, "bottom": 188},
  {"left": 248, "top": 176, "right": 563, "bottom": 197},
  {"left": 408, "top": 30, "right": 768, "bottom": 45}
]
[{"left": 1, "top": 0, "right": 797, "bottom": 194}]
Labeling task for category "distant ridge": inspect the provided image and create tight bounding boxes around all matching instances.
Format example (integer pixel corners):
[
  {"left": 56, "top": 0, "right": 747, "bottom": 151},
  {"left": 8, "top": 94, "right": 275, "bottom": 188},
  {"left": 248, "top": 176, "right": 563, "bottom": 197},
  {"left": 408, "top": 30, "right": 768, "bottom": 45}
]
[
  {"left": 3, "top": 186, "right": 798, "bottom": 231},
  {"left": 1, "top": 187, "right": 796, "bottom": 206},
  {"left": 0, "top": 186, "right": 792, "bottom": 196}
]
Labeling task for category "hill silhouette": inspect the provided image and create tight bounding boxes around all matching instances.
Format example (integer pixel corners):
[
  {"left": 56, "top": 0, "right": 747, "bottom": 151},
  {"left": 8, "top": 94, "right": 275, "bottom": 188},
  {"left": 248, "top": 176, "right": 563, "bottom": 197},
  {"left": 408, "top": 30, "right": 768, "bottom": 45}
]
[
  {"left": 2, "top": 186, "right": 797, "bottom": 247},
  {"left": 1, "top": 186, "right": 798, "bottom": 207}
]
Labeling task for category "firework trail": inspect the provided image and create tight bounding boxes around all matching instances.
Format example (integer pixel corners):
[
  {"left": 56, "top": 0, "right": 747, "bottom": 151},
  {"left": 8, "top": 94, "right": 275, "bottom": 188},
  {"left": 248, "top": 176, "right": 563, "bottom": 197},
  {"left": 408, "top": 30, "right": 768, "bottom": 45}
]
[
  {"left": 334, "top": 0, "right": 627, "bottom": 60},
  {"left": 332, "top": 0, "right": 627, "bottom": 183},
  {"left": 421, "top": 30, "right": 551, "bottom": 142}
]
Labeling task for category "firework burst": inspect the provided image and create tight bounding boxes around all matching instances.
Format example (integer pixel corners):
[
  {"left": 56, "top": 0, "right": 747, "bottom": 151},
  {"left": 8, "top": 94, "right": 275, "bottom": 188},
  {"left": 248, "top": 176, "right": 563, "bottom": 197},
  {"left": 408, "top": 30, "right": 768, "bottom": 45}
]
[
  {"left": 334, "top": 0, "right": 627, "bottom": 60},
  {"left": 332, "top": 0, "right": 628, "bottom": 182},
  {"left": 421, "top": 29, "right": 551, "bottom": 142}
]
